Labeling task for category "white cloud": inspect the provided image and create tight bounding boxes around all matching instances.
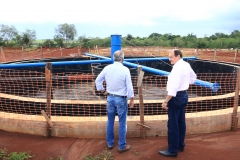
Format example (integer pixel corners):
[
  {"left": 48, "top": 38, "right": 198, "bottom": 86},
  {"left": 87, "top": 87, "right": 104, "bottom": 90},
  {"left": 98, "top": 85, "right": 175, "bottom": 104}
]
[{"left": 0, "top": 0, "right": 239, "bottom": 26}]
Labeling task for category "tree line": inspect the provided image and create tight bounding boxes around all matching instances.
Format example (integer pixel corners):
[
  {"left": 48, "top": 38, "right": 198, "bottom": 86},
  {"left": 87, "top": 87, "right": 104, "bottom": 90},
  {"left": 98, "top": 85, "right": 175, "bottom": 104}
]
[{"left": 0, "top": 23, "right": 240, "bottom": 49}]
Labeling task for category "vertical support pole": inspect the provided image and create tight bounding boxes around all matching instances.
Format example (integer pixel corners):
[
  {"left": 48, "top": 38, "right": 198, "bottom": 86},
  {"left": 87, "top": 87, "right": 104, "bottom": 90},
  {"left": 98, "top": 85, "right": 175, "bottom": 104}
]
[
  {"left": 60, "top": 46, "right": 62, "bottom": 57},
  {"left": 22, "top": 46, "right": 24, "bottom": 61},
  {"left": 231, "top": 67, "right": 240, "bottom": 131},
  {"left": 196, "top": 48, "right": 198, "bottom": 57},
  {"left": 137, "top": 66, "right": 145, "bottom": 138},
  {"left": 144, "top": 47, "right": 146, "bottom": 56},
  {"left": 0, "top": 47, "right": 6, "bottom": 62},
  {"left": 45, "top": 62, "right": 52, "bottom": 138},
  {"left": 0, "top": 47, "right": 2, "bottom": 63},
  {"left": 79, "top": 45, "right": 82, "bottom": 55},
  {"left": 234, "top": 48, "right": 238, "bottom": 63},
  {"left": 41, "top": 46, "right": 43, "bottom": 59},
  {"left": 214, "top": 48, "right": 216, "bottom": 61}
]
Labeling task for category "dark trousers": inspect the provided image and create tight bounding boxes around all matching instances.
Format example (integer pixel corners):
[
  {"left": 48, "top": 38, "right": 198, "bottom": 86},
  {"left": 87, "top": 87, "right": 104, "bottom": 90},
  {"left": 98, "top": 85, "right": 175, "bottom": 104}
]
[{"left": 167, "top": 91, "right": 188, "bottom": 154}]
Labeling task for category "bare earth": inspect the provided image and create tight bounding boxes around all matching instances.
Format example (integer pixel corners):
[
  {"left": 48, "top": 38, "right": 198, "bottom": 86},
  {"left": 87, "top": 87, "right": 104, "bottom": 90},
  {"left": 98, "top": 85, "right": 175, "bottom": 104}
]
[{"left": 0, "top": 129, "right": 239, "bottom": 160}]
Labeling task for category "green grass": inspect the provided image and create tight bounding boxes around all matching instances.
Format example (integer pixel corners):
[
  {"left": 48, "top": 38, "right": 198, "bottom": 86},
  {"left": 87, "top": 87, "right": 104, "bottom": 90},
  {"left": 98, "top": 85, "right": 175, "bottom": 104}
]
[
  {"left": 82, "top": 149, "right": 114, "bottom": 160},
  {"left": 0, "top": 148, "right": 113, "bottom": 160},
  {"left": 0, "top": 148, "right": 34, "bottom": 160},
  {"left": 0, "top": 148, "right": 63, "bottom": 160}
]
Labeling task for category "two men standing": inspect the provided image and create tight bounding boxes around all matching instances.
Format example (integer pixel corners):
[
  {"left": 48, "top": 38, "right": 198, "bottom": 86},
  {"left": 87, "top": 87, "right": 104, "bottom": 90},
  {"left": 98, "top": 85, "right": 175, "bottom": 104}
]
[{"left": 95, "top": 49, "right": 196, "bottom": 156}]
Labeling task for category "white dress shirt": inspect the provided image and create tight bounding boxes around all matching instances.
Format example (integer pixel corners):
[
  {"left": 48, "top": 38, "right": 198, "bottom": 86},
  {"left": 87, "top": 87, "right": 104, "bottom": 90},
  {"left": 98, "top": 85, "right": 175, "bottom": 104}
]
[
  {"left": 167, "top": 59, "right": 197, "bottom": 97},
  {"left": 95, "top": 62, "right": 134, "bottom": 98}
]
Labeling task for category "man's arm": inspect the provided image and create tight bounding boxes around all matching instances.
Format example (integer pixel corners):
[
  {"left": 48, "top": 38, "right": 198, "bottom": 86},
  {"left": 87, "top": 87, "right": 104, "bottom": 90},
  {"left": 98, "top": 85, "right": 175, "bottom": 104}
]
[
  {"left": 125, "top": 69, "right": 134, "bottom": 108},
  {"left": 95, "top": 69, "right": 106, "bottom": 91}
]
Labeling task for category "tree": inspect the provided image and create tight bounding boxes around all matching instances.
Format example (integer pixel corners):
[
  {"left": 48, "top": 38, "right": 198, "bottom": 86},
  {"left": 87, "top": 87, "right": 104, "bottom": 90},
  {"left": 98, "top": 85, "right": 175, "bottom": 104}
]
[
  {"left": 126, "top": 34, "right": 134, "bottom": 41},
  {"left": 230, "top": 30, "right": 240, "bottom": 38},
  {"left": 54, "top": 35, "right": 64, "bottom": 47},
  {"left": 0, "top": 24, "right": 18, "bottom": 43},
  {"left": 55, "top": 23, "right": 77, "bottom": 43},
  {"left": 42, "top": 39, "right": 55, "bottom": 48},
  {"left": 21, "top": 29, "right": 36, "bottom": 47},
  {"left": 148, "top": 33, "right": 162, "bottom": 40}
]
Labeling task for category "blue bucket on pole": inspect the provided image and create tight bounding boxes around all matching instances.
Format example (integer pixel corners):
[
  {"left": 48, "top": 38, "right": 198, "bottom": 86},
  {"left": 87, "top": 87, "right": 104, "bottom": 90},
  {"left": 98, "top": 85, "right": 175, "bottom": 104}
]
[{"left": 111, "top": 35, "right": 122, "bottom": 63}]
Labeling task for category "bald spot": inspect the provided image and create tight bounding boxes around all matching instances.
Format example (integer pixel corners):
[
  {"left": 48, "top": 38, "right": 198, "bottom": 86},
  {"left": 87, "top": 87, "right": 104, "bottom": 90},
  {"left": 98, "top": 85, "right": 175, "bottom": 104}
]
[{"left": 114, "top": 50, "right": 121, "bottom": 57}]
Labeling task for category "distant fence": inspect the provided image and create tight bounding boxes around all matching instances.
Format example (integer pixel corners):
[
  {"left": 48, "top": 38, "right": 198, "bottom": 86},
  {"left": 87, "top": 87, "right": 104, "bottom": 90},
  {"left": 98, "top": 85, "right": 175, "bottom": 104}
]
[{"left": 0, "top": 46, "right": 238, "bottom": 63}]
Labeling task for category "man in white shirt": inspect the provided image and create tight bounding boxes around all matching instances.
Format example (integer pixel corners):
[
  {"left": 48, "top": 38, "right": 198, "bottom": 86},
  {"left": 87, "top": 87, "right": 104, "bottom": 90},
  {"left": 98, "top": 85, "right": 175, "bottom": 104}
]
[
  {"left": 95, "top": 50, "right": 134, "bottom": 153},
  {"left": 159, "top": 49, "right": 197, "bottom": 157}
]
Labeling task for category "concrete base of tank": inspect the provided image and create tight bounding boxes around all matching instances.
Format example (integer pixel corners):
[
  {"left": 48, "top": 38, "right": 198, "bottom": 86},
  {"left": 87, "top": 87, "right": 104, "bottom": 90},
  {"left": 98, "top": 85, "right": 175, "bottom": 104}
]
[{"left": 0, "top": 106, "right": 239, "bottom": 138}]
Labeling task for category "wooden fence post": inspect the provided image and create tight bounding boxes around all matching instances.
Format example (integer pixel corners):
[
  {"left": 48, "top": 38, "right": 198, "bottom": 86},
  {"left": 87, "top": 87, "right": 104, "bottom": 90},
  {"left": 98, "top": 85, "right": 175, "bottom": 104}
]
[
  {"left": 41, "top": 46, "right": 43, "bottom": 59},
  {"left": 22, "top": 46, "right": 24, "bottom": 61},
  {"left": 231, "top": 67, "right": 240, "bottom": 131},
  {"left": 137, "top": 66, "right": 148, "bottom": 138},
  {"left": 0, "top": 47, "right": 6, "bottom": 62},
  {"left": 60, "top": 46, "right": 62, "bottom": 57},
  {"left": 45, "top": 62, "right": 52, "bottom": 138},
  {"left": 0, "top": 47, "right": 1, "bottom": 63},
  {"left": 234, "top": 48, "right": 238, "bottom": 63},
  {"left": 213, "top": 49, "right": 217, "bottom": 61},
  {"left": 80, "top": 45, "right": 82, "bottom": 55}
]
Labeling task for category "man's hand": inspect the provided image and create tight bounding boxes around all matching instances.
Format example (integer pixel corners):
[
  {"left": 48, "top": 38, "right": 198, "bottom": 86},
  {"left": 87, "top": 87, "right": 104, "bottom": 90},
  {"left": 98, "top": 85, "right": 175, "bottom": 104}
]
[
  {"left": 128, "top": 98, "right": 134, "bottom": 108},
  {"left": 162, "top": 102, "right": 168, "bottom": 111},
  {"left": 99, "top": 90, "right": 108, "bottom": 96}
]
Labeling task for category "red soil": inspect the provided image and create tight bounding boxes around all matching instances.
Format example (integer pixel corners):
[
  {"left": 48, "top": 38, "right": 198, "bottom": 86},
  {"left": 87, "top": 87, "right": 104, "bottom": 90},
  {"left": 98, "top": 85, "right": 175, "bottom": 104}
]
[{"left": 0, "top": 129, "right": 239, "bottom": 160}]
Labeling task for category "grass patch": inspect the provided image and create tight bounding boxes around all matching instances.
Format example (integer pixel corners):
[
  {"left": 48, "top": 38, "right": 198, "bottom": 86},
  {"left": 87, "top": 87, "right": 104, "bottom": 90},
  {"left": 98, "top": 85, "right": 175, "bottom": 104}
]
[
  {"left": 82, "top": 149, "right": 114, "bottom": 160},
  {"left": 0, "top": 148, "right": 34, "bottom": 160}
]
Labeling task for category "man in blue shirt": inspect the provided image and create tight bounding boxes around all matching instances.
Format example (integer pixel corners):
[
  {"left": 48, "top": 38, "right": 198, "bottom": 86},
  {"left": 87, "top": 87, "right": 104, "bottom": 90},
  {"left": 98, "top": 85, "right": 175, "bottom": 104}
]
[
  {"left": 159, "top": 49, "right": 196, "bottom": 157},
  {"left": 95, "top": 50, "right": 134, "bottom": 153}
]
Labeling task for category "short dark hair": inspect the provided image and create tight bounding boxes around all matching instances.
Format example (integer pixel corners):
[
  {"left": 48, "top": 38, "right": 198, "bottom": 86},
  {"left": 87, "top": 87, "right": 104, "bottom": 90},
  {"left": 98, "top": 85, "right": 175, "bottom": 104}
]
[{"left": 173, "top": 50, "right": 182, "bottom": 58}]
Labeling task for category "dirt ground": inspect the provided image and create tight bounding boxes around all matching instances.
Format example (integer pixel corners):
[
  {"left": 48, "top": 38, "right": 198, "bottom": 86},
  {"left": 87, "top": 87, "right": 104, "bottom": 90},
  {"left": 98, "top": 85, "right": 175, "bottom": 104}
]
[{"left": 0, "top": 129, "right": 239, "bottom": 160}]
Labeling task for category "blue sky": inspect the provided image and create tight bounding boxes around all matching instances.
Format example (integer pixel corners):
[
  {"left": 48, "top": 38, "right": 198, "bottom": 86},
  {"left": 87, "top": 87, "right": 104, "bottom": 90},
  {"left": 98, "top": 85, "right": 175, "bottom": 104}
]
[{"left": 1, "top": 0, "right": 240, "bottom": 39}]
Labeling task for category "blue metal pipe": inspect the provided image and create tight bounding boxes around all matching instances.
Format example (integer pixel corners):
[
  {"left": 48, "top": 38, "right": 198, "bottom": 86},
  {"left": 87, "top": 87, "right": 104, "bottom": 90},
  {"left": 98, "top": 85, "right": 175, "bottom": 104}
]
[
  {"left": 84, "top": 53, "right": 220, "bottom": 92},
  {"left": 0, "top": 59, "right": 111, "bottom": 69},
  {"left": 125, "top": 57, "right": 197, "bottom": 62},
  {"left": 194, "top": 79, "right": 220, "bottom": 92},
  {"left": 111, "top": 35, "right": 122, "bottom": 63},
  {"left": 122, "top": 61, "right": 220, "bottom": 92}
]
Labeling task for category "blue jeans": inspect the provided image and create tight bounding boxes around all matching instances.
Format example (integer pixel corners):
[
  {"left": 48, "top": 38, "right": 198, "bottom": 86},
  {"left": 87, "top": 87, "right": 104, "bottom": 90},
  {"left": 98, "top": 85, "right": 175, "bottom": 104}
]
[
  {"left": 167, "top": 91, "right": 188, "bottom": 154},
  {"left": 106, "top": 95, "right": 128, "bottom": 150}
]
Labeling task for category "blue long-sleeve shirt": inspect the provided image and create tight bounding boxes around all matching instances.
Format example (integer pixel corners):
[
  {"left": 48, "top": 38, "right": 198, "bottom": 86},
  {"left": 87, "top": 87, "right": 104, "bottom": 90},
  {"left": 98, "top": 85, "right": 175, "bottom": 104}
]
[{"left": 95, "top": 62, "right": 134, "bottom": 98}]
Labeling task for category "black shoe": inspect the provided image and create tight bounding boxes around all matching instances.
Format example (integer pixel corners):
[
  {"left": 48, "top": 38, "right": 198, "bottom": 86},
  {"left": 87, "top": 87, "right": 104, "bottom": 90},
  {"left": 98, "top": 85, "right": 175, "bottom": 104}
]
[
  {"left": 107, "top": 146, "right": 113, "bottom": 150},
  {"left": 107, "top": 144, "right": 113, "bottom": 150},
  {"left": 178, "top": 148, "right": 184, "bottom": 152},
  {"left": 159, "top": 150, "right": 177, "bottom": 157}
]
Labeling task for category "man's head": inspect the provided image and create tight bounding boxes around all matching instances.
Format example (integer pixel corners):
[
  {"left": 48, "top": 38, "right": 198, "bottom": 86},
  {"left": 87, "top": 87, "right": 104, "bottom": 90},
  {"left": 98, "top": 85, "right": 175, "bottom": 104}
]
[
  {"left": 169, "top": 49, "right": 182, "bottom": 65},
  {"left": 114, "top": 50, "right": 124, "bottom": 62}
]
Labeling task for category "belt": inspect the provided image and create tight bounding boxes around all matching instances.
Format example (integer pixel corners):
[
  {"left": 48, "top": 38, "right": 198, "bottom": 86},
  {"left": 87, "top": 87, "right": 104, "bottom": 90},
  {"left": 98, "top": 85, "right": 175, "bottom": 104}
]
[
  {"left": 177, "top": 90, "right": 187, "bottom": 93},
  {"left": 108, "top": 93, "right": 127, "bottom": 98}
]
